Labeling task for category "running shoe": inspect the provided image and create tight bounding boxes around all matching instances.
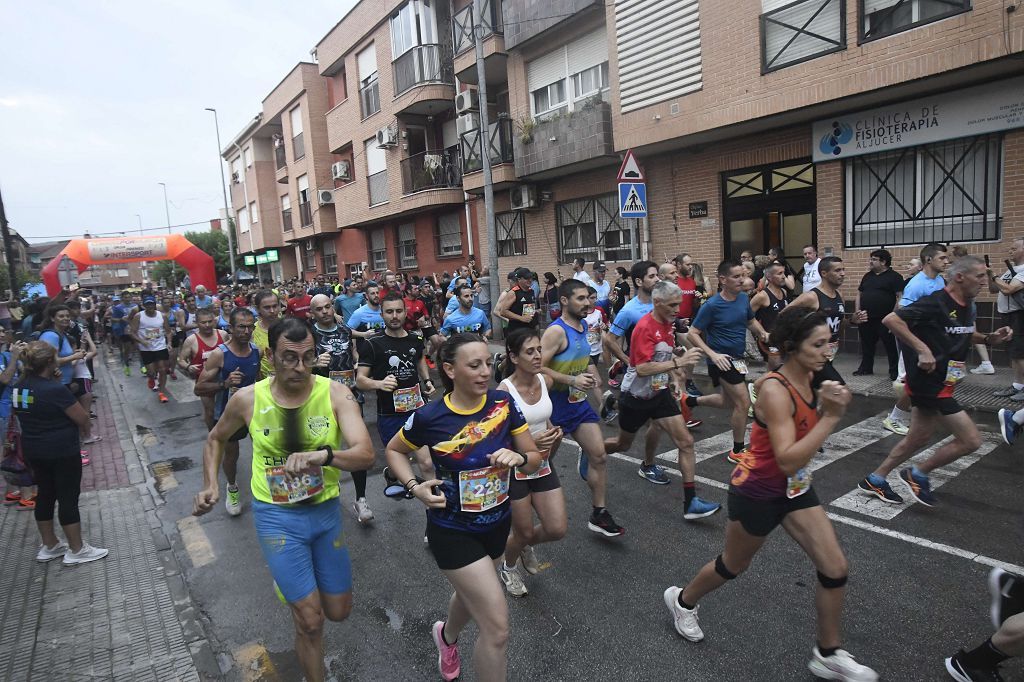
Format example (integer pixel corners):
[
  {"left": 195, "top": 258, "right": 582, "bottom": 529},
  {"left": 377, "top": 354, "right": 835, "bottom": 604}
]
[
  {"left": 608, "top": 360, "right": 625, "bottom": 388},
  {"left": 726, "top": 450, "right": 743, "bottom": 465},
  {"left": 898, "top": 468, "right": 935, "bottom": 507},
  {"left": 807, "top": 647, "right": 878, "bottom": 681},
  {"left": 1011, "top": 391, "right": 1024, "bottom": 402},
  {"left": 4, "top": 490, "right": 21, "bottom": 505},
  {"left": 16, "top": 495, "right": 36, "bottom": 511},
  {"left": 169, "top": 371, "right": 177, "bottom": 380},
  {"left": 425, "top": 356, "right": 435, "bottom": 370},
  {"left": 576, "top": 444, "right": 588, "bottom": 481},
  {"left": 882, "top": 417, "right": 909, "bottom": 436},
  {"left": 352, "top": 497, "right": 374, "bottom": 523},
  {"left": 499, "top": 562, "right": 528, "bottom": 597},
  {"left": 971, "top": 361, "right": 996, "bottom": 375},
  {"left": 637, "top": 464, "right": 670, "bottom": 485},
  {"left": 520, "top": 546, "right": 540, "bottom": 575},
  {"left": 431, "top": 621, "right": 461, "bottom": 682},
  {"left": 684, "top": 496, "right": 721, "bottom": 520},
  {"left": 685, "top": 379, "right": 702, "bottom": 397},
  {"left": 988, "top": 567, "right": 1024, "bottom": 628},
  {"left": 80, "top": 451, "right": 90, "bottom": 466},
  {"left": 82, "top": 435, "right": 102, "bottom": 445},
  {"left": 945, "top": 650, "right": 1004, "bottom": 682},
  {"left": 600, "top": 390, "right": 618, "bottom": 424},
  {"left": 993, "top": 385, "right": 1019, "bottom": 398},
  {"left": 225, "top": 484, "right": 241, "bottom": 516},
  {"left": 662, "top": 586, "right": 703, "bottom": 642},
  {"left": 147, "top": 377, "right": 156, "bottom": 391},
  {"left": 747, "top": 382, "right": 757, "bottom": 419},
  {"left": 158, "top": 392, "right": 169, "bottom": 403},
  {"left": 587, "top": 509, "right": 625, "bottom": 537},
  {"left": 141, "top": 366, "right": 148, "bottom": 376},
  {"left": 123, "top": 366, "right": 131, "bottom": 376},
  {"left": 36, "top": 541, "right": 69, "bottom": 562},
  {"left": 998, "top": 408, "right": 1020, "bottom": 446},
  {"left": 857, "top": 474, "right": 904, "bottom": 504},
  {"left": 62, "top": 543, "right": 109, "bottom": 566},
  {"left": 685, "top": 418, "right": 703, "bottom": 429}
]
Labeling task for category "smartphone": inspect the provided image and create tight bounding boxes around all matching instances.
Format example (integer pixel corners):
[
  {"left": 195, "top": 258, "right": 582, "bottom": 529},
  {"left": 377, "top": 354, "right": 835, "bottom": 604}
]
[
  {"left": 13, "top": 332, "right": 25, "bottom": 343},
  {"left": 984, "top": 255, "right": 991, "bottom": 267}
]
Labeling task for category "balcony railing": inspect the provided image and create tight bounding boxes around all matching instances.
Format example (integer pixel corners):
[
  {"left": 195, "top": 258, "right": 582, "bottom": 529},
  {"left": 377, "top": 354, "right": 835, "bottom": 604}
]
[
  {"left": 460, "top": 117, "right": 514, "bottom": 173},
  {"left": 368, "top": 170, "right": 389, "bottom": 206},
  {"left": 392, "top": 44, "right": 454, "bottom": 97},
  {"left": 281, "top": 208, "right": 293, "bottom": 231},
  {"left": 275, "top": 145, "right": 287, "bottom": 169},
  {"left": 452, "top": 0, "right": 502, "bottom": 55},
  {"left": 298, "top": 201, "right": 312, "bottom": 227},
  {"left": 401, "top": 147, "right": 462, "bottom": 195},
  {"left": 292, "top": 133, "right": 305, "bottom": 161},
  {"left": 360, "top": 78, "right": 381, "bottom": 119}
]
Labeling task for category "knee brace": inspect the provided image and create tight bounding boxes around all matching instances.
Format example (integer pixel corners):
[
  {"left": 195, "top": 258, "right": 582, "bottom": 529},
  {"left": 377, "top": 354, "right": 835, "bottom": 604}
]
[
  {"left": 715, "top": 555, "right": 738, "bottom": 580},
  {"left": 817, "top": 571, "right": 848, "bottom": 589}
]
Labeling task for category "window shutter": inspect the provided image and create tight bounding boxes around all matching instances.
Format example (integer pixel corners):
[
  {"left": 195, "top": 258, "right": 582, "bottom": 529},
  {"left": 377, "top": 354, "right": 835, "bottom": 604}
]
[
  {"left": 357, "top": 43, "right": 378, "bottom": 80},
  {"left": 567, "top": 29, "right": 609, "bottom": 75},
  {"left": 527, "top": 47, "right": 566, "bottom": 93}
]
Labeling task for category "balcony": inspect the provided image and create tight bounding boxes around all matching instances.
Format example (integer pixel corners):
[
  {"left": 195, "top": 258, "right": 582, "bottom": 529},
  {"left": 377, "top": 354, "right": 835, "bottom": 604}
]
[
  {"left": 392, "top": 45, "right": 456, "bottom": 116},
  {"left": 275, "top": 145, "right": 287, "bottom": 169},
  {"left": 368, "top": 170, "right": 389, "bottom": 206},
  {"left": 281, "top": 209, "right": 293, "bottom": 232},
  {"left": 460, "top": 117, "right": 518, "bottom": 194},
  {"left": 513, "top": 99, "right": 616, "bottom": 180},
  {"left": 401, "top": 147, "right": 462, "bottom": 195},
  {"left": 502, "top": 0, "right": 603, "bottom": 50},
  {"left": 452, "top": 0, "right": 506, "bottom": 84},
  {"left": 298, "top": 201, "right": 312, "bottom": 227},
  {"left": 292, "top": 132, "right": 305, "bottom": 161}
]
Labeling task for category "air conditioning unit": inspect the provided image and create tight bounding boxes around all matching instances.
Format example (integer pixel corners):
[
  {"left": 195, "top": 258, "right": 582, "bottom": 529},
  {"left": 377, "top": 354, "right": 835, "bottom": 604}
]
[
  {"left": 456, "top": 112, "right": 480, "bottom": 136},
  {"left": 376, "top": 126, "right": 398, "bottom": 148},
  {"left": 231, "top": 171, "right": 240, "bottom": 184},
  {"left": 455, "top": 89, "right": 479, "bottom": 114},
  {"left": 331, "top": 160, "right": 351, "bottom": 181},
  {"left": 318, "top": 189, "right": 334, "bottom": 205},
  {"left": 509, "top": 185, "right": 539, "bottom": 211},
  {"left": 305, "top": 240, "right": 316, "bottom": 251}
]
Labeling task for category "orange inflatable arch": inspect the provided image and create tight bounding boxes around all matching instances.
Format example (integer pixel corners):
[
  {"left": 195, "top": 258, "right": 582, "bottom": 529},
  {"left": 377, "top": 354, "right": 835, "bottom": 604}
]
[{"left": 41, "top": 235, "right": 217, "bottom": 296}]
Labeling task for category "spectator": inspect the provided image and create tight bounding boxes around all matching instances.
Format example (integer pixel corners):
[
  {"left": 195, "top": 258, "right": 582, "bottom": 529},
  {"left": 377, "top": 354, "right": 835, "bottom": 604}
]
[
  {"left": 572, "top": 257, "right": 595, "bottom": 286},
  {"left": 800, "top": 245, "right": 822, "bottom": 292},
  {"left": 530, "top": 271, "right": 542, "bottom": 304},
  {"left": 543, "top": 272, "right": 561, "bottom": 320},
  {"left": 592, "top": 262, "right": 611, "bottom": 312},
  {"left": 38, "top": 305, "right": 85, "bottom": 393},
  {"left": 475, "top": 268, "right": 492, "bottom": 320},
  {"left": 15, "top": 341, "right": 108, "bottom": 565},
  {"left": 739, "top": 250, "right": 754, "bottom": 264},
  {"left": 676, "top": 259, "right": 699, "bottom": 325},
  {"left": 903, "top": 257, "right": 923, "bottom": 284},
  {"left": 752, "top": 254, "right": 773, "bottom": 287},
  {"left": 0, "top": 337, "right": 33, "bottom": 510},
  {"left": 767, "top": 247, "right": 798, "bottom": 292},
  {"left": 853, "top": 249, "right": 903, "bottom": 378},
  {"left": 612, "top": 266, "right": 630, "bottom": 317}
]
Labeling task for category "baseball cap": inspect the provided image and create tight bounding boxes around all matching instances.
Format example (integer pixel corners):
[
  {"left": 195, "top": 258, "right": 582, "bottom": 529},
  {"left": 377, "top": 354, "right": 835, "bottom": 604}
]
[
  {"left": 594, "top": 261, "right": 607, "bottom": 271},
  {"left": 111, "top": 296, "right": 121, "bottom": 302},
  {"left": 143, "top": 295, "right": 157, "bottom": 304},
  {"left": 343, "top": 278, "right": 353, "bottom": 287},
  {"left": 511, "top": 267, "right": 532, "bottom": 280}
]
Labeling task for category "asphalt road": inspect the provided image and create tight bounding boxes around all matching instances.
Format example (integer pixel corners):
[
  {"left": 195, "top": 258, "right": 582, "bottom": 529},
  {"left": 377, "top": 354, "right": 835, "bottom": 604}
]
[{"left": 108, "top": 352, "right": 1024, "bottom": 681}]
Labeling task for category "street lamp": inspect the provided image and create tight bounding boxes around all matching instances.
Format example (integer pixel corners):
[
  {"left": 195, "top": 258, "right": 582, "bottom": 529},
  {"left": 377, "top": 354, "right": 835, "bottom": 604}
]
[
  {"left": 205, "top": 107, "right": 238, "bottom": 283},
  {"left": 157, "top": 182, "right": 177, "bottom": 286},
  {"left": 135, "top": 213, "right": 148, "bottom": 283}
]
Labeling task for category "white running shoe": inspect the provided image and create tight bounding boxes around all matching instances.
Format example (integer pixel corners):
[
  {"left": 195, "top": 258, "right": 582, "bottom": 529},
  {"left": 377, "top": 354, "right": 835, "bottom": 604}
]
[
  {"left": 62, "top": 543, "right": 109, "bottom": 566},
  {"left": 36, "top": 541, "right": 69, "bottom": 562},
  {"left": 970, "top": 361, "right": 995, "bottom": 375},
  {"left": 663, "top": 586, "right": 704, "bottom": 642},
  {"left": 352, "top": 497, "right": 374, "bottom": 523},
  {"left": 882, "top": 417, "right": 909, "bottom": 436},
  {"left": 225, "top": 484, "right": 242, "bottom": 517},
  {"left": 807, "top": 647, "right": 878, "bottom": 681},
  {"left": 520, "top": 545, "right": 540, "bottom": 575},
  {"left": 499, "top": 562, "right": 528, "bottom": 597}
]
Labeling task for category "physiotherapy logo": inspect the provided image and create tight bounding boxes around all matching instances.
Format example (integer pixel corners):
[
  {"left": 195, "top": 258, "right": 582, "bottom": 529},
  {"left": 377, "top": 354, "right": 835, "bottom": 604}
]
[{"left": 819, "top": 120, "right": 853, "bottom": 156}]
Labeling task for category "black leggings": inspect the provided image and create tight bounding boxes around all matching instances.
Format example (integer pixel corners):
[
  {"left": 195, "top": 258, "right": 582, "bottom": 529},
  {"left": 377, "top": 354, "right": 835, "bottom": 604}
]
[{"left": 28, "top": 455, "right": 82, "bottom": 525}]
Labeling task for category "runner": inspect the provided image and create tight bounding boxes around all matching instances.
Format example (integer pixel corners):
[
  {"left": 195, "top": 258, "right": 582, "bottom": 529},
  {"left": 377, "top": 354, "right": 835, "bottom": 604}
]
[
  {"left": 945, "top": 568, "right": 1024, "bottom": 681},
  {"left": 286, "top": 281, "right": 312, "bottom": 319},
  {"left": 216, "top": 298, "right": 233, "bottom": 333},
  {"left": 591, "top": 262, "right": 611, "bottom": 313},
  {"left": 583, "top": 286, "right": 607, "bottom": 407},
  {"left": 384, "top": 333, "right": 541, "bottom": 682},
  {"left": 494, "top": 267, "right": 539, "bottom": 334},
  {"left": 685, "top": 261, "right": 771, "bottom": 464},
  {"left": 857, "top": 255, "right": 1010, "bottom": 507},
  {"left": 542, "top": 279, "right": 624, "bottom": 537},
  {"left": 195, "top": 307, "right": 261, "bottom": 516},
  {"left": 749, "top": 261, "right": 789, "bottom": 371},
  {"left": 177, "top": 308, "right": 225, "bottom": 430},
  {"left": 496, "top": 328, "right": 567, "bottom": 597},
  {"left": 440, "top": 285, "right": 492, "bottom": 338},
  {"left": 109, "top": 294, "right": 133, "bottom": 375},
  {"left": 193, "top": 317, "right": 373, "bottom": 682},
  {"left": 129, "top": 296, "right": 172, "bottom": 404},
  {"left": 664, "top": 305, "right": 878, "bottom": 682},
  {"left": 250, "top": 290, "right": 282, "bottom": 380},
  {"left": 347, "top": 283, "right": 386, "bottom": 349}
]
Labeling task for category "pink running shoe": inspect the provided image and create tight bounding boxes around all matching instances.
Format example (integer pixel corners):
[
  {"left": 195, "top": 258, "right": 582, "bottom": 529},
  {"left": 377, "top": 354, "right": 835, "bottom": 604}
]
[{"left": 431, "top": 621, "right": 460, "bottom": 681}]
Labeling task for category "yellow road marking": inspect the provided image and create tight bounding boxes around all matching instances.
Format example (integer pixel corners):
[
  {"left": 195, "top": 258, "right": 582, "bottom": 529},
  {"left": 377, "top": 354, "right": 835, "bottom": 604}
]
[
  {"left": 150, "top": 462, "right": 178, "bottom": 490},
  {"left": 176, "top": 516, "right": 216, "bottom": 568},
  {"left": 234, "top": 642, "right": 279, "bottom": 681}
]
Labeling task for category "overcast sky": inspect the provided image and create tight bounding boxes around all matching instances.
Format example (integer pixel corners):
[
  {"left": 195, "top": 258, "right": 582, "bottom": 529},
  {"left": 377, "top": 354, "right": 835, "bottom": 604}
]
[{"left": 1, "top": 0, "right": 358, "bottom": 244}]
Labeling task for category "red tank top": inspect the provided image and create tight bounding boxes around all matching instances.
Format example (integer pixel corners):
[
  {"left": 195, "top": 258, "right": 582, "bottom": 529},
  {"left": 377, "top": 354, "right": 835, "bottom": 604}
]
[
  {"left": 730, "top": 372, "right": 817, "bottom": 500},
  {"left": 189, "top": 331, "right": 225, "bottom": 372}
]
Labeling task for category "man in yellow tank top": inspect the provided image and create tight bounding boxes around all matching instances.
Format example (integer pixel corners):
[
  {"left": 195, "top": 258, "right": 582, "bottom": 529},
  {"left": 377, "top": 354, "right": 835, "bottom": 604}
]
[
  {"left": 251, "top": 290, "right": 282, "bottom": 380},
  {"left": 193, "top": 317, "right": 373, "bottom": 682}
]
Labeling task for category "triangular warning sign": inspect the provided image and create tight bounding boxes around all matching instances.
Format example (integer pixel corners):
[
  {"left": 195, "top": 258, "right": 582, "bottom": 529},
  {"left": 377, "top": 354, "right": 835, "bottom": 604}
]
[
  {"left": 617, "top": 150, "right": 644, "bottom": 182},
  {"left": 623, "top": 185, "right": 645, "bottom": 212}
]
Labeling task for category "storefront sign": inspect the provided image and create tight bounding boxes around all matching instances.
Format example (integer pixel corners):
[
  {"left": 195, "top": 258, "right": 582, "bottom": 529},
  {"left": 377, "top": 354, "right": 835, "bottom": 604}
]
[
  {"left": 264, "top": 249, "right": 279, "bottom": 263},
  {"left": 87, "top": 237, "right": 168, "bottom": 262},
  {"left": 812, "top": 76, "right": 1024, "bottom": 162},
  {"left": 255, "top": 253, "right": 268, "bottom": 264},
  {"left": 688, "top": 201, "right": 708, "bottom": 219},
  {"left": 243, "top": 255, "right": 256, "bottom": 266}
]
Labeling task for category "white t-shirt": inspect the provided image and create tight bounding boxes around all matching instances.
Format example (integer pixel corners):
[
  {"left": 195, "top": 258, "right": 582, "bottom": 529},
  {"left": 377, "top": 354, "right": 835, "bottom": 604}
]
[
  {"left": 574, "top": 270, "right": 595, "bottom": 287},
  {"left": 802, "top": 258, "right": 822, "bottom": 291},
  {"left": 584, "top": 309, "right": 605, "bottom": 357},
  {"left": 997, "top": 263, "right": 1024, "bottom": 314}
]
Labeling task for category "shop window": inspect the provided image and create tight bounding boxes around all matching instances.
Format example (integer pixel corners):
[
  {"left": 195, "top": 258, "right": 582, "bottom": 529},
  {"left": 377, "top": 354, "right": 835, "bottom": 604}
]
[
  {"left": 497, "top": 211, "right": 526, "bottom": 257},
  {"left": 860, "top": 0, "right": 971, "bottom": 42},
  {"left": 845, "top": 134, "right": 1002, "bottom": 247},
  {"left": 397, "top": 223, "right": 417, "bottom": 269},
  {"left": 557, "top": 194, "right": 640, "bottom": 263},
  {"left": 370, "top": 228, "right": 388, "bottom": 271},
  {"left": 761, "top": 0, "right": 845, "bottom": 72},
  {"left": 436, "top": 213, "right": 463, "bottom": 257}
]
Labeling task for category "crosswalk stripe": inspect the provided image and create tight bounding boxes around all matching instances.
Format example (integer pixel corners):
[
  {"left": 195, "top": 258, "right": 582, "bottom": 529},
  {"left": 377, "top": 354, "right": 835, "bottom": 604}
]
[{"left": 829, "top": 431, "right": 1002, "bottom": 520}]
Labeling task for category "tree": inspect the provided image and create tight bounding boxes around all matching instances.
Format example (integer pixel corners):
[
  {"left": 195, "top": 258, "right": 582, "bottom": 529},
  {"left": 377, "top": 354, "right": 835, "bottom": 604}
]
[
  {"left": 0, "top": 263, "right": 40, "bottom": 294},
  {"left": 149, "top": 225, "right": 236, "bottom": 286}
]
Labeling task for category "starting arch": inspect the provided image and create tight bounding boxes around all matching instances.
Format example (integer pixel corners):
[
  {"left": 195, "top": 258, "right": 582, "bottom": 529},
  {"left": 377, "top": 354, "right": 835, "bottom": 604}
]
[{"left": 41, "top": 235, "right": 217, "bottom": 295}]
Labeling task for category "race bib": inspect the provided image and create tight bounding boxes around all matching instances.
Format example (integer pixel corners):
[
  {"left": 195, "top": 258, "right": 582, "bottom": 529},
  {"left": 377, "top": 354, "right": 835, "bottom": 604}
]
[
  {"left": 393, "top": 384, "right": 425, "bottom": 412},
  {"left": 825, "top": 341, "right": 839, "bottom": 362},
  {"left": 568, "top": 381, "right": 588, "bottom": 403},
  {"left": 587, "top": 330, "right": 600, "bottom": 347},
  {"left": 329, "top": 370, "right": 355, "bottom": 387},
  {"left": 265, "top": 465, "right": 324, "bottom": 504},
  {"left": 730, "top": 358, "right": 748, "bottom": 375},
  {"left": 515, "top": 451, "right": 552, "bottom": 480},
  {"left": 651, "top": 372, "right": 669, "bottom": 392},
  {"left": 522, "top": 303, "right": 535, "bottom": 318},
  {"left": 458, "top": 466, "right": 510, "bottom": 512},
  {"left": 786, "top": 467, "right": 812, "bottom": 499},
  {"left": 944, "top": 360, "right": 966, "bottom": 386}
]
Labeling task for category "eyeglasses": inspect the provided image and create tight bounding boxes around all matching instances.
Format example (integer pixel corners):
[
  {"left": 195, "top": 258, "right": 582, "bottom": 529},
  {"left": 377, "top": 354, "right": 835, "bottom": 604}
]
[{"left": 280, "top": 351, "right": 318, "bottom": 369}]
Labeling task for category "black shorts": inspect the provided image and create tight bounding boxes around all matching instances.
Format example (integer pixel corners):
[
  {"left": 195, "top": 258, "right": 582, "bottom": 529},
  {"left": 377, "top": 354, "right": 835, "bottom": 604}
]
[
  {"left": 140, "top": 349, "right": 170, "bottom": 365},
  {"left": 811, "top": 360, "right": 845, "bottom": 389},
  {"left": 172, "top": 330, "right": 186, "bottom": 348},
  {"left": 589, "top": 354, "right": 599, "bottom": 365},
  {"left": 909, "top": 394, "right": 964, "bottom": 415},
  {"left": 422, "top": 326, "right": 439, "bottom": 339},
  {"left": 727, "top": 488, "right": 821, "bottom": 537},
  {"left": 68, "top": 380, "right": 87, "bottom": 399},
  {"left": 427, "top": 516, "right": 512, "bottom": 571},
  {"left": 619, "top": 391, "right": 681, "bottom": 433},
  {"left": 1005, "top": 311, "right": 1024, "bottom": 360},
  {"left": 707, "top": 360, "right": 746, "bottom": 387},
  {"left": 509, "top": 467, "right": 561, "bottom": 500}
]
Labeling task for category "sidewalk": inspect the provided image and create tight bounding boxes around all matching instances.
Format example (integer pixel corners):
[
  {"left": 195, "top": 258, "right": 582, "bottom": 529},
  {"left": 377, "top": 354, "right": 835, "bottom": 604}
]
[{"left": 0, "top": 354, "right": 216, "bottom": 681}]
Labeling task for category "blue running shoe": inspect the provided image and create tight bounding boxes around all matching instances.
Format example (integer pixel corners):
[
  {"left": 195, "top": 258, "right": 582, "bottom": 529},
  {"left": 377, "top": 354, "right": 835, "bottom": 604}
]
[
  {"left": 857, "top": 474, "right": 904, "bottom": 504},
  {"left": 685, "top": 379, "right": 702, "bottom": 398},
  {"left": 638, "top": 464, "right": 670, "bottom": 485},
  {"left": 898, "top": 468, "right": 935, "bottom": 507},
  {"left": 576, "top": 444, "right": 588, "bottom": 481},
  {"left": 999, "top": 408, "right": 1019, "bottom": 446},
  {"left": 683, "top": 496, "right": 721, "bottom": 520}
]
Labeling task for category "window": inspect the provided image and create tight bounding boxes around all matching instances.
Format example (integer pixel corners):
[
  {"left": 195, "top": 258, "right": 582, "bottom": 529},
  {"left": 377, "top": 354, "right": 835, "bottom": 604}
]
[
  {"left": 397, "top": 223, "right": 417, "bottom": 269},
  {"left": 370, "top": 228, "right": 388, "bottom": 271},
  {"left": 230, "top": 156, "right": 242, "bottom": 182},
  {"left": 250, "top": 201, "right": 258, "bottom": 224},
  {"left": 237, "top": 207, "right": 249, "bottom": 234},
  {"left": 497, "top": 211, "right": 526, "bottom": 257},
  {"left": 527, "top": 29, "right": 608, "bottom": 119},
  {"left": 845, "top": 134, "right": 1002, "bottom": 247},
  {"left": 281, "top": 193, "right": 292, "bottom": 231},
  {"left": 305, "top": 242, "right": 318, "bottom": 270},
  {"left": 761, "top": 0, "right": 845, "bottom": 72},
  {"left": 860, "top": 0, "right": 971, "bottom": 42},
  {"left": 290, "top": 106, "right": 305, "bottom": 160},
  {"left": 357, "top": 44, "right": 381, "bottom": 119},
  {"left": 365, "top": 137, "right": 388, "bottom": 206},
  {"left": 435, "top": 213, "right": 463, "bottom": 257},
  {"left": 557, "top": 194, "right": 641, "bottom": 263},
  {"left": 391, "top": 0, "right": 437, "bottom": 57},
  {"left": 243, "top": 145, "right": 253, "bottom": 168},
  {"left": 322, "top": 240, "right": 338, "bottom": 274},
  {"left": 532, "top": 81, "right": 567, "bottom": 118},
  {"left": 571, "top": 63, "right": 609, "bottom": 101},
  {"left": 297, "top": 174, "right": 312, "bottom": 226}
]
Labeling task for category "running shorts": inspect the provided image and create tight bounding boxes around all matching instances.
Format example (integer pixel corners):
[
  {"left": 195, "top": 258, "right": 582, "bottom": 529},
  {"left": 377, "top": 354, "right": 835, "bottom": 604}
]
[
  {"left": 376, "top": 413, "right": 408, "bottom": 449},
  {"left": 908, "top": 394, "right": 963, "bottom": 415},
  {"left": 252, "top": 498, "right": 352, "bottom": 602},
  {"left": 588, "top": 354, "right": 599, "bottom": 365},
  {"left": 549, "top": 393, "right": 599, "bottom": 435},
  {"left": 618, "top": 391, "right": 681, "bottom": 434},
  {"left": 172, "top": 331, "right": 186, "bottom": 348},
  {"left": 140, "top": 349, "right": 169, "bottom": 365},
  {"left": 811, "top": 361, "right": 845, "bottom": 389},
  {"left": 427, "top": 516, "right": 512, "bottom": 571},
  {"left": 422, "top": 326, "right": 439, "bottom": 339},
  {"left": 509, "top": 466, "right": 561, "bottom": 500},
  {"left": 727, "top": 488, "right": 821, "bottom": 537},
  {"left": 707, "top": 360, "right": 745, "bottom": 387}
]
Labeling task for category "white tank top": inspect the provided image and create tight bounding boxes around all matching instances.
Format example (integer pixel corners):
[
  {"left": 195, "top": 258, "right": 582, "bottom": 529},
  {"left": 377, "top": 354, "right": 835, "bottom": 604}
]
[
  {"left": 500, "top": 374, "right": 552, "bottom": 435},
  {"left": 137, "top": 311, "right": 167, "bottom": 352}
]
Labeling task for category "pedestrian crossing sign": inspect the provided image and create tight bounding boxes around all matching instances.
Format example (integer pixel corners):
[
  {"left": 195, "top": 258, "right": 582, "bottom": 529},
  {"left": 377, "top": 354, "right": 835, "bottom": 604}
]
[{"left": 619, "top": 182, "right": 647, "bottom": 218}]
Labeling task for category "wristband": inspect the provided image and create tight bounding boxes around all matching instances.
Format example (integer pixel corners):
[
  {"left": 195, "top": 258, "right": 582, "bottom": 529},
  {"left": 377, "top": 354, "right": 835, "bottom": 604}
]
[
  {"left": 518, "top": 453, "right": 528, "bottom": 467},
  {"left": 404, "top": 479, "right": 419, "bottom": 491},
  {"left": 321, "top": 445, "right": 333, "bottom": 467}
]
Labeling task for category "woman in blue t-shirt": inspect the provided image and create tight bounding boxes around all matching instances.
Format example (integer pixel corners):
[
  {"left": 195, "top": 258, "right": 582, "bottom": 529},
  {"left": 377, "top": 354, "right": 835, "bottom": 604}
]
[
  {"left": 37, "top": 305, "right": 85, "bottom": 388},
  {"left": 385, "top": 333, "right": 541, "bottom": 682}
]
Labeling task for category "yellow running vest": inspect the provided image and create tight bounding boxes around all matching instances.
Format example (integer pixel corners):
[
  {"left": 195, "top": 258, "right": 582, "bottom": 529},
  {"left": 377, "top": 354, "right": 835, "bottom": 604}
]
[
  {"left": 252, "top": 319, "right": 276, "bottom": 380},
  {"left": 249, "top": 375, "right": 342, "bottom": 505}
]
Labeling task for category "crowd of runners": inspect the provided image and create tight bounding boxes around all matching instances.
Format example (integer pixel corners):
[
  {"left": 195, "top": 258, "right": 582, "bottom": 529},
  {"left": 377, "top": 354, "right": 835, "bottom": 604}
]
[{"left": 9, "top": 241, "right": 1022, "bottom": 681}]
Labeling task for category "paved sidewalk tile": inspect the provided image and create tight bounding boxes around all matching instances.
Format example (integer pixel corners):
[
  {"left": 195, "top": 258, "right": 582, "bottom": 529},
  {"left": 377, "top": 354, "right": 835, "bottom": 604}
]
[
  {"left": 0, "top": 502, "right": 46, "bottom": 681},
  {"left": 81, "top": 384, "right": 131, "bottom": 492}
]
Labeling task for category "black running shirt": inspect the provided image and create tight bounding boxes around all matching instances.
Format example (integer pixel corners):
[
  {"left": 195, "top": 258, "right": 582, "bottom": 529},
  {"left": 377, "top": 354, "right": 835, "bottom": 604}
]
[
  {"left": 814, "top": 288, "right": 845, "bottom": 344},
  {"left": 895, "top": 289, "right": 975, "bottom": 399},
  {"left": 358, "top": 331, "right": 425, "bottom": 416}
]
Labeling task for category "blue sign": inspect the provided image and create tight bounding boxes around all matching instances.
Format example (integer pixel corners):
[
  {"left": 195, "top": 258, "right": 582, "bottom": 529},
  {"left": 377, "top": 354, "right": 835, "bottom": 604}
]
[{"left": 619, "top": 182, "right": 647, "bottom": 218}]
